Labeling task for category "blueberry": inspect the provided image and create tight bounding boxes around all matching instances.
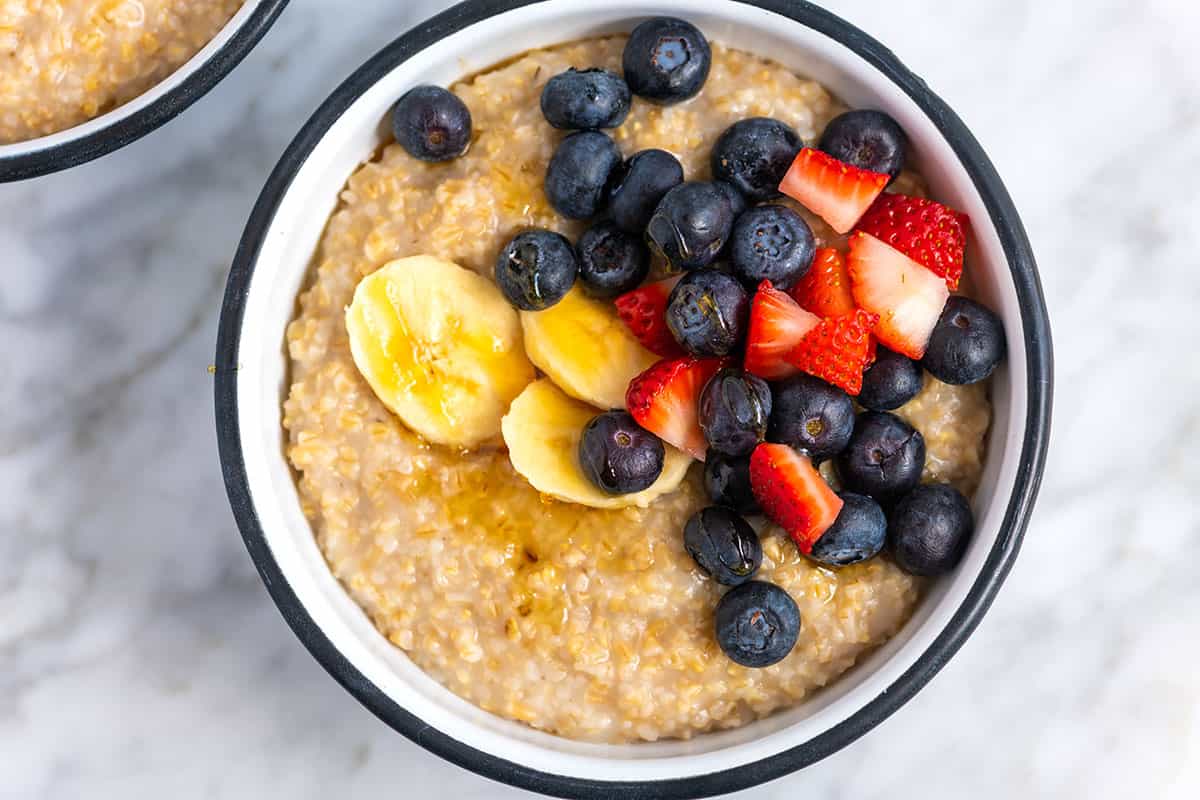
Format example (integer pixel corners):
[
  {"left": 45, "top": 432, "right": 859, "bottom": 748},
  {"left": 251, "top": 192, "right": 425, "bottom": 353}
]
[
  {"left": 622, "top": 17, "right": 711, "bottom": 105},
  {"left": 715, "top": 581, "right": 800, "bottom": 668},
  {"left": 540, "top": 68, "right": 632, "bottom": 130},
  {"left": 889, "top": 483, "right": 974, "bottom": 576},
  {"left": 699, "top": 368, "right": 772, "bottom": 457},
  {"left": 711, "top": 118, "right": 803, "bottom": 201},
  {"left": 684, "top": 506, "right": 763, "bottom": 586},
  {"left": 391, "top": 86, "right": 472, "bottom": 162},
  {"left": 608, "top": 149, "right": 685, "bottom": 234},
  {"left": 858, "top": 346, "right": 924, "bottom": 411},
  {"left": 646, "top": 181, "right": 735, "bottom": 271},
  {"left": 921, "top": 297, "right": 1006, "bottom": 385},
  {"left": 666, "top": 268, "right": 749, "bottom": 357},
  {"left": 578, "top": 411, "right": 665, "bottom": 495},
  {"left": 715, "top": 180, "right": 747, "bottom": 218},
  {"left": 575, "top": 221, "right": 650, "bottom": 298},
  {"left": 809, "top": 492, "right": 887, "bottom": 567},
  {"left": 703, "top": 452, "right": 759, "bottom": 514},
  {"left": 767, "top": 374, "right": 854, "bottom": 461},
  {"left": 545, "top": 130, "right": 622, "bottom": 219},
  {"left": 818, "top": 109, "right": 907, "bottom": 179},
  {"left": 728, "top": 205, "right": 815, "bottom": 291},
  {"left": 837, "top": 411, "right": 925, "bottom": 502},
  {"left": 495, "top": 229, "right": 578, "bottom": 310}
]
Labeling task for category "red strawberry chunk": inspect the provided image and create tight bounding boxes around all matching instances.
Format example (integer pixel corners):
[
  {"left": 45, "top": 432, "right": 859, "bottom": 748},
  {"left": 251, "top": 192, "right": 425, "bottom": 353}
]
[
  {"left": 778, "top": 148, "right": 888, "bottom": 234},
  {"left": 749, "top": 443, "right": 843, "bottom": 553},
  {"left": 847, "top": 232, "right": 949, "bottom": 360},
  {"left": 787, "top": 309, "right": 880, "bottom": 395},
  {"left": 614, "top": 276, "right": 684, "bottom": 357},
  {"left": 857, "top": 193, "right": 969, "bottom": 290},
  {"left": 626, "top": 356, "right": 724, "bottom": 460},
  {"left": 743, "top": 280, "right": 820, "bottom": 381},
  {"left": 791, "top": 247, "right": 856, "bottom": 318}
]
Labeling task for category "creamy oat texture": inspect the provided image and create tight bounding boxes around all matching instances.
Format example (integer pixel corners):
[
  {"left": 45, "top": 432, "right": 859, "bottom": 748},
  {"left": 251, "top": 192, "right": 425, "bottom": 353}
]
[
  {"left": 0, "top": 0, "right": 244, "bottom": 144},
  {"left": 284, "top": 38, "right": 992, "bottom": 742}
]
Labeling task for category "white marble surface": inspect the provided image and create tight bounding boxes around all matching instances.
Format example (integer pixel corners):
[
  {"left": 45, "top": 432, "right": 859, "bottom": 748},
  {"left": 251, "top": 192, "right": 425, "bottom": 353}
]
[{"left": 1, "top": 0, "right": 1197, "bottom": 797}]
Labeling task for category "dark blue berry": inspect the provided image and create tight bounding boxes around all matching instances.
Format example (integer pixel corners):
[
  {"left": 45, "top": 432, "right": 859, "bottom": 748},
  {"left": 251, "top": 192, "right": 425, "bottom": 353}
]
[
  {"left": 391, "top": 86, "right": 472, "bottom": 162},
  {"left": 578, "top": 411, "right": 665, "bottom": 495},
  {"left": 889, "top": 483, "right": 974, "bottom": 576},
  {"left": 684, "top": 506, "right": 762, "bottom": 585},
  {"left": 837, "top": 412, "right": 925, "bottom": 502},
  {"left": 715, "top": 180, "right": 747, "bottom": 218},
  {"left": 622, "top": 17, "right": 711, "bottom": 105},
  {"left": 703, "top": 452, "right": 759, "bottom": 514},
  {"left": 544, "top": 131, "right": 622, "bottom": 219},
  {"left": 646, "top": 181, "right": 735, "bottom": 271},
  {"left": 921, "top": 297, "right": 1006, "bottom": 385},
  {"left": 495, "top": 229, "right": 578, "bottom": 310},
  {"left": 809, "top": 492, "right": 887, "bottom": 567},
  {"left": 665, "top": 268, "right": 749, "bottom": 357},
  {"left": 540, "top": 68, "right": 632, "bottom": 130},
  {"left": 819, "top": 109, "right": 907, "bottom": 179},
  {"left": 575, "top": 222, "right": 650, "bottom": 298},
  {"left": 715, "top": 581, "right": 800, "bottom": 668},
  {"left": 699, "top": 368, "right": 772, "bottom": 457},
  {"left": 607, "top": 149, "right": 684, "bottom": 234},
  {"left": 711, "top": 118, "right": 803, "bottom": 201},
  {"left": 767, "top": 374, "right": 854, "bottom": 461},
  {"left": 728, "top": 205, "right": 815, "bottom": 290},
  {"left": 858, "top": 346, "right": 924, "bottom": 411}
]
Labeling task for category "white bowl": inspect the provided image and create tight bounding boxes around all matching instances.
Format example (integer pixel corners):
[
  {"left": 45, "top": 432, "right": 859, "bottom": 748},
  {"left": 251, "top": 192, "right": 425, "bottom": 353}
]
[
  {"left": 215, "top": 1, "right": 1053, "bottom": 796},
  {"left": 0, "top": 0, "right": 289, "bottom": 182}
]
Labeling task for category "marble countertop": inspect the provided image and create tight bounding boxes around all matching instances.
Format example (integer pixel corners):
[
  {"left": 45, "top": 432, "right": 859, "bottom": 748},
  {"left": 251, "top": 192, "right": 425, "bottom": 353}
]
[{"left": 2, "top": 0, "right": 1197, "bottom": 797}]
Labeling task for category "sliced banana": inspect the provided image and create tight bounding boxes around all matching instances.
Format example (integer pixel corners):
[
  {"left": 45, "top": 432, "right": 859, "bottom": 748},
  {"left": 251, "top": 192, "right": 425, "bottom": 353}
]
[
  {"left": 346, "top": 255, "right": 535, "bottom": 448},
  {"left": 502, "top": 379, "right": 693, "bottom": 509},
  {"left": 521, "top": 287, "right": 659, "bottom": 410}
]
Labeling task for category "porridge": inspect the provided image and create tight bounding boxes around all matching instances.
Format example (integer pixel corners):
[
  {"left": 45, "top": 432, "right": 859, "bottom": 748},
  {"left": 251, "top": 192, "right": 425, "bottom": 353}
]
[
  {"left": 0, "top": 0, "right": 244, "bottom": 144},
  {"left": 284, "top": 24, "right": 998, "bottom": 743}
]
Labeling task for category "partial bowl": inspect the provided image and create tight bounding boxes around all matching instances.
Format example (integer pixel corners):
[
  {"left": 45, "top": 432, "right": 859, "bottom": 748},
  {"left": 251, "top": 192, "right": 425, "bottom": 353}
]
[{"left": 214, "top": 1, "right": 1053, "bottom": 797}]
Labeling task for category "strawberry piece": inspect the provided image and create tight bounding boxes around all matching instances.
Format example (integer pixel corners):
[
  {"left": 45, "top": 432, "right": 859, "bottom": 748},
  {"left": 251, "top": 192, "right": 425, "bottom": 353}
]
[
  {"left": 791, "top": 247, "right": 855, "bottom": 318},
  {"left": 857, "top": 193, "right": 969, "bottom": 290},
  {"left": 787, "top": 309, "right": 880, "bottom": 395},
  {"left": 749, "top": 443, "right": 843, "bottom": 553},
  {"left": 626, "top": 356, "right": 724, "bottom": 460},
  {"left": 743, "top": 280, "right": 820, "bottom": 381},
  {"left": 614, "top": 276, "right": 684, "bottom": 357},
  {"left": 847, "top": 232, "right": 949, "bottom": 360},
  {"left": 778, "top": 148, "right": 888, "bottom": 234}
]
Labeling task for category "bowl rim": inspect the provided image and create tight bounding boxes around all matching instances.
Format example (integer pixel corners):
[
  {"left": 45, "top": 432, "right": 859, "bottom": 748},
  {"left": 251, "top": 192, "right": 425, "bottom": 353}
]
[
  {"left": 214, "top": 0, "right": 1053, "bottom": 797},
  {"left": 0, "top": 0, "right": 291, "bottom": 183}
]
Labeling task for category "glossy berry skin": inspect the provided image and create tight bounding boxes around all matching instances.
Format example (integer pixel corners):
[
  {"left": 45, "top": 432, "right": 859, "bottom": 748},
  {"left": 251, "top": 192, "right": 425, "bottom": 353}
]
[
  {"left": 576, "top": 221, "right": 651, "bottom": 298},
  {"left": 684, "top": 506, "right": 763, "bottom": 585},
  {"left": 646, "top": 182, "right": 736, "bottom": 271},
  {"left": 729, "top": 205, "right": 816, "bottom": 291},
  {"left": 808, "top": 492, "right": 887, "bottom": 567},
  {"left": 495, "top": 229, "right": 578, "bottom": 310},
  {"left": 889, "top": 483, "right": 974, "bottom": 576},
  {"left": 767, "top": 373, "right": 855, "bottom": 461},
  {"left": 837, "top": 411, "right": 925, "bottom": 502},
  {"left": 666, "top": 268, "right": 749, "bottom": 357},
  {"left": 544, "top": 131, "right": 622, "bottom": 219},
  {"left": 540, "top": 68, "right": 632, "bottom": 130},
  {"left": 711, "top": 117, "right": 803, "bottom": 201},
  {"left": 391, "top": 86, "right": 472, "bottom": 162},
  {"left": 715, "top": 180, "right": 747, "bottom": 218},
  {"left": 699, "top": 368, "right": 773, "bottom": 457},
  {"left": 608, "top": 149, "right": 685, "bottom": 234},
  {"left": 715, "top": 581, "right": 801, "bottom": 668},
  {"left": 921, "top": 297, "right": 1006, "bottom": 385},
  {"left": 622, "top": 17, "right": 712, "bottom": 104},
  {"left": 818, "top": 109, "right": 908, "bottom": 179},
  {"left": 858, "top": 346, "right": 924, "bottom": 411},
  {"left": 703, "top": 452, "right": 759, "bottom": 514},
  {"left": 578, "top": 411, "right": 665, "bottom": 495}
]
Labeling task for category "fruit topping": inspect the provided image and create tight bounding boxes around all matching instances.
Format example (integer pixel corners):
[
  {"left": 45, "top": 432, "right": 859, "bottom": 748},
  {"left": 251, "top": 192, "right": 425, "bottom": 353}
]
[
  {"left": 846, "top": 231, "right": 949, "bottom": 359},
  {"left": 684, "top": 506, "right": 763, "bottom": 585},
  {"left": 921, "top": 296, "right": 1006, "bottom": 385},
  {"left": 626, "top": 356, "right": 725, "bottom": 460},
  {"left": 858, "top": 346, "right": 924, "bottom": 411},
  {"left": 715, "top": 180, "right": 747, "bottom": 218},
  {"left": 578, "top": 410, "right": 666, "bottom": 494},
  {"left": 818, "top": 109, "right": 907, "bottom": 180},
  {"left": 391, "top": 85, "right": 472, "bottom": 162},
  {"left": 544, "top": 130, "right": 622, "bottom": 219},
  {"left": 540, "top": 68, "right": 632, "bottom": 130},
  {"left": 808, "top": 492, "right": 888, "bottom": 567},
  {"left": 711, "top": 117, "right": 803, "bottom": 201},
  {"left": 608, "top": 148, "right": 685, "bottom": 234},
  {"left": 698, "top": 367, "right": 773, "bottom": 458},
  {"left": 749, "top": 442, "right": 843, "bottom": 552},
  {"left": 613, "top": 276, "right": 685, "bottom": 358},
  {"left": 703, "top": 452, "right": 759, "bottom": 514},
  {"left": 791, "top": 247, "right": 855, "bottom": 318},
  {"left": 665, "top": 268, "right": 750, "bottom": 357},
  {"left": 743, "top": 281, "right": 819, "bottom": 381},
  {"left": 622, "top": 17, "right": 712, "bottom": 104},
  {"left": 767, "top": 373, "right": 855, "bottom": 462},
  {"left": 714, "top": 581, "right": 801, "bottom": 668},
  {"left": 728, "top": 204, "right": 816, "bottom": 291},
  {"left": 889, "top": 483, "right": 974, "bottom": 576},
  {"left": 836, "top": 411, "right": 925, "bottom": 503},
  {"left": 646, "top": 181, "right": 736, "bottom": 271},
  {"left": 495, "top": 228, "right": 578, "bottom": 311},
  {"left": 786, "top": 308, "right": 880, "bottom": 396},
  {"left": 778, "top": 147, "right": 888, "bottom": 234},
  {"left": 576, "top": 221, "right": 651, "bottom": 299},
  {"left": 856, "top": 193, "right": 969, "bottom": 289}
]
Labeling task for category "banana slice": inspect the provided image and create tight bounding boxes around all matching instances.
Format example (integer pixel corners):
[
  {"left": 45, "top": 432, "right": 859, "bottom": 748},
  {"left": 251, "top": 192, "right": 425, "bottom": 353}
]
[
  {"left": 502, "top": 379, "right": 693, "bottom": 509},
  {"left": 521, "top": 287, "right": 659, "bottom": 410},
  {"left": 346, "top": 255, "right": 535, "bottom": 448}
]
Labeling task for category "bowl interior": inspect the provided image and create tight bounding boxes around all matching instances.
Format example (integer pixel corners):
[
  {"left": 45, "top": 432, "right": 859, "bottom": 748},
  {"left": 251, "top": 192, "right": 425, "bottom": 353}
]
[{"left": 228, "top": 0, "right": 1027, "bottom": 783}]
